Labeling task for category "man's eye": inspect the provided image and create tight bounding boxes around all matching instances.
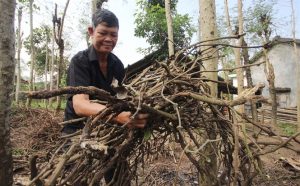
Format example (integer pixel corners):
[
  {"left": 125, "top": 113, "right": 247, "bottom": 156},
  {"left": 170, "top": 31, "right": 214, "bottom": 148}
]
[{"left": 99, "top": 32, "right": 106, "bottom": 35}]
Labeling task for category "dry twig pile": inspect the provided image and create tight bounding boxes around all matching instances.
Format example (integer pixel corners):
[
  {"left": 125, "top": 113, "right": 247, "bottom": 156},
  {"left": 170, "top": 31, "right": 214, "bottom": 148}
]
[{"left": 26, "top": 38, "right": 300, "bottom": 186}]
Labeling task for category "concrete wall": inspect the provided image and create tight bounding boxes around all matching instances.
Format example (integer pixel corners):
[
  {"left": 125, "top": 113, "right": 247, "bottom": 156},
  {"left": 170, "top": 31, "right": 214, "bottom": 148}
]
[{"left": 250, "top": 44, "right": 300, "bottom": 107}]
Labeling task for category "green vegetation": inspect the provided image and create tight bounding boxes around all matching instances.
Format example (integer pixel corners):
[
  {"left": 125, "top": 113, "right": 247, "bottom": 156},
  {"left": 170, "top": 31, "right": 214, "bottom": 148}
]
[
  {"left": 14, "top": 79, "right": 67, "bottom": 110},
  {"left": 13, "top": 98, "right": 67, "bottom": 110},
  {"left": 278, "top": 122, "right": 297, "bottom": 136},
  {"left": 24, "top": 25, "right": 51, "bottom": 76},
  {"left": 30, "top": 99, "right": 67, "bottom": 110},
  {"left": 134, "top": 0, "right": 195, "bottom": 58}
]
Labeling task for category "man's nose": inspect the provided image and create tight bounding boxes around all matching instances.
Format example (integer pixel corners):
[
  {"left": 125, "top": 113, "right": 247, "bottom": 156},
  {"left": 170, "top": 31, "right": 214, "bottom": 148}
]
[{"left": 104, "top": 35, "right": 114, "bottom": 41}]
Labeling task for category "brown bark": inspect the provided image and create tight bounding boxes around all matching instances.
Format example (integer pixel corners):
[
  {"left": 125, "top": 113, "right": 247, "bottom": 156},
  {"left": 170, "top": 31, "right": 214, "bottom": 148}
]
[
  {"left": 16, "top": 7, "right": 23, "bottom": 104},
  {"left": 224, "top": 0, "right": 244, "bottom": 113},
  {"left": 199, "top": 0, "right": 218, "bottom": 97},
  {"left": 44, "top": 33, "right": 49, "bottom": 108},
  {"left": 259, "top": 16, "right": 277, "bottom": 126},
  {"left": 91, "top": 0, "right": 108, "bottom": 13},
  {"left": 52, "top": 0, "right": 70, "bottom": 111},
  {"left": 26, "top": 0, "right": 35, "bottom": 107},
  {"left": 241, "top": 39, "right": 252, "bottom": 87},
  {"left": 49, "top": 19, "right": 55, "bottom": 106},
  {"left": 165, "top": 0, "right": 174, "bottom": 57},
  {"left": 263, "top": 49, "right": 277, "bottom": 126},
  {"left": 242, "top": 38, "right": 258, "bottom": 122},
  {"left": 28, "top": 86, "right": 113, "bottom": 101},
  {"left": 0, "top": 0, "right": 16, "bottom": 185},
  {"left": 198, "top": 1, "right": 218, "bottom": 185},
  {"left": 291, "top": 0, "right": 300, "bottom": 131}
]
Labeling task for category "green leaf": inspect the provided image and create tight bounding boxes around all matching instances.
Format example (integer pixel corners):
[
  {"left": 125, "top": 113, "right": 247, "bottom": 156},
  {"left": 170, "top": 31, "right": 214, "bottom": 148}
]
[{"left": 134, "top": 0, "right": 196, "bottom": 58}]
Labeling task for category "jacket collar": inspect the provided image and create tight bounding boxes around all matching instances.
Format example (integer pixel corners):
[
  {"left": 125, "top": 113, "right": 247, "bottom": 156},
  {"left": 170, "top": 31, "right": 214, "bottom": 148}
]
[{"left": 88, "top": 45, "right": 98, "bottom": 62}]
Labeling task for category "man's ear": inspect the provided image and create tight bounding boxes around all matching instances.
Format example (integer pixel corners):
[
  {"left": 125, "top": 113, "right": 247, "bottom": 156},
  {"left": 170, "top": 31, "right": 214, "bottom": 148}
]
[{"left": 88, "top": 27, "right": 94, "bottom": 36}]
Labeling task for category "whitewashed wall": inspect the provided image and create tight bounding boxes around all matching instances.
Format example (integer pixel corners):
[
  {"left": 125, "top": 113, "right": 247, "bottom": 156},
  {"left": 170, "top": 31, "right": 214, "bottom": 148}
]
[{"left": 250, "top": 44, "right": 300, "bottom": 107}]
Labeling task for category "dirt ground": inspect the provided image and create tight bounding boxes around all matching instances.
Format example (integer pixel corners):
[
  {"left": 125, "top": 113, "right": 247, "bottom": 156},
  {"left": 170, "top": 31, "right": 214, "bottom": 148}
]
[{"left": 10, "top": 107, "right": 300, "bottom": 185}]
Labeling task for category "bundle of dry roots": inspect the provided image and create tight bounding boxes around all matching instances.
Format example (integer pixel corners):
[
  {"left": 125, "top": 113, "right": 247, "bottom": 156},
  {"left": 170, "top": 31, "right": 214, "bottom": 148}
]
[{"left": 27, "top": 38, "right": 300, "bottom": 186}]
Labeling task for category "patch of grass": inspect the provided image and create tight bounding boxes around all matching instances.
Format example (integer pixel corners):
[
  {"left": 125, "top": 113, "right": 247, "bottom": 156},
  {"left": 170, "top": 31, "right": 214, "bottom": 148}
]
[
  {"left": 12, "top": 99, "right": 67, "bottom": 110},
  {"left": 278, "top": 122, "right": 297, "bottom": 136}
]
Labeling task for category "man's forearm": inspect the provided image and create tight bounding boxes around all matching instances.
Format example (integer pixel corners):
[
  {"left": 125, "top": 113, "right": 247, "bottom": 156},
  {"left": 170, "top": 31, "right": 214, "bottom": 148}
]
[{"left": 73, "top": 99, "right": 106, "bottom": 117}]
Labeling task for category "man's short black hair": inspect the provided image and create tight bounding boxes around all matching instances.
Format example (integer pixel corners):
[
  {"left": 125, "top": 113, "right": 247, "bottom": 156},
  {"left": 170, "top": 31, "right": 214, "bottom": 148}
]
[{"left": 92, "top": 9, "right": 119, "bottom": 28}]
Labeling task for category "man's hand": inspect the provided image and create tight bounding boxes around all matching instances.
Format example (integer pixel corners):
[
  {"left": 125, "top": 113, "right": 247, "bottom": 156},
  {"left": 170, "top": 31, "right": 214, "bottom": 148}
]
[
  {"left": 115, "top": 111, "right": 148, "bottom": 128},
  {"left": 73, "top": 94, "right": 148, "bottom": 128}
]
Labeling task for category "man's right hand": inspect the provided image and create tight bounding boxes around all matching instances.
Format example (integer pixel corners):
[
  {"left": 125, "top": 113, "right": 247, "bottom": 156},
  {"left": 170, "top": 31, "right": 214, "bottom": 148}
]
[
  {"left": 73, "top": 94, "right": 148, "bottom": 128},
  {"left": 115, "top": 111, "right": 148, "bottom": 128}
]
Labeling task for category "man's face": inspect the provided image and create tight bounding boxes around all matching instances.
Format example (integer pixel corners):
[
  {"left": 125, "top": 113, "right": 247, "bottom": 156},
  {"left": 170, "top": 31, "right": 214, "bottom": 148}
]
[{"left": 88, "top": 22, "right": 119, "bottom": 54}]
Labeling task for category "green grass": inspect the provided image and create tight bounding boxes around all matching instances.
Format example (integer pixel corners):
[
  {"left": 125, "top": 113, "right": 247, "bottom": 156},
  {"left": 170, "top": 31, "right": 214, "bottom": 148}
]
[
  {"left": 32, "top": 99, "right": 67, "bottom": 110},
  {"left": 278, "top": 122, "right": 297, "bottom": 136},
  {"left": 12, "top": 99, "right": 67, "bottom": 111}
]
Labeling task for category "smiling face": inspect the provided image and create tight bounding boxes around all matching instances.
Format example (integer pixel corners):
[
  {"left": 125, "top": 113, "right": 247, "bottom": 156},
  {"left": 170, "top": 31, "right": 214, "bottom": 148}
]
[{"left": 88, "top": 22, "right": 119, "bottom": 55}]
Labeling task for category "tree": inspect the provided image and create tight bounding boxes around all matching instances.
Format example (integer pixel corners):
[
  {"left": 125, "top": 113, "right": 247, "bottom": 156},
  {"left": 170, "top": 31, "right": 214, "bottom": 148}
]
[
  {"left": 0, "top": 0, "right": 16, "bottom": 185},
  {"left": 24, "top": 25, "right": 51, "bottom": 76},
  {"left": 252, "top": 3, "right": 277, "bottom": 126},
  {"left": 24, "top": 25, "right": 51, "bottom": 107},
  {"left": 244, "top": 0, "right": 277, "bottom": 47},
  {"left": 15, "top": 6, "right": 23, "bottom": 104},
  {"left": 49, "top": 15, "right": 56, "bottom": 106},
  {"left": 44, "top": 30, "right": 49, "bottom": 108},
  {"left": 199, "top": 0, "right": 218, "bottom": 97},
  {"left": 164, "top": 0, "right": 174, "bottom": 57},
  {"left": 26, "top": 0, "right": 35, "bottom": 107},
  {"left": 198, "top": 1, "right": 218, "bottom": 185},
  {"left": 291, "top": 0, "right": 300, "bottom": 131},
  {"left": 134, "top": 0, "right": 195, "bottom": 58},
  {"left": 92, "top": 0, "right": 108, "bottom": 13},
  {"left": 224, "top": 0, "right": 244, "bottom": 112},
  {"left": 52, "top": 0, "right": 70, "bottom": 111}
]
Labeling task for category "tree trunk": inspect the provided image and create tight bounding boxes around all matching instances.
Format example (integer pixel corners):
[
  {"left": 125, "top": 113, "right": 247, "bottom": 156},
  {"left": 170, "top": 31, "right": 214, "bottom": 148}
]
[
  {"left": 260, "top": 32, "right": 277, "bottom": 126},
  {"left": 259, "top": 14, "right": 277, "bottom": 126},
  {"left": 165, "top": 0, "right": 174, "bottom": 57},
  {"left": 199, "top": 0, "right": 218, "bottom": 97},
  {"left": 92, "top": 0, "right": 108, "bottom": 13},
  {"left": 0, "top": 0, "right": 16, "bottom": 185},
  {"left": 237, "top": 0, "right": 245, "bottom": 102},
  {"left": 241, "top": 39, "right": 253, "bottom": 87},
  {"left": 26, "top": 0, "right": 34, "bottom": 107},
  {"left": 264, "top": 52, "right": 277, "bottom": 126},
  {"left": 16, "top": 7, "right": 22, "bottom": 105},
  {"left": 242, "top": 38, "right": 258, "bottom": 123},
  {"left": 224, "top": 1, "right": 246, "bottom": 184},
  {"left": 53, "top": 0, "right": 70, "bottom": 112},
  {"left": 198, "top": 1, "right": 218, "bottom": 185},
  {"left": 49, "top": 22, "right": 55, "bottom": 106},
  {"left": 44, "top": 35, "right": 49, "bottom": 108},
  {"left": 55, "top": 42, "right": 64, "bottom": 111},
  {"left": 224, "top": 0, "right": 244, "bottom": 113},
  {"left": 291, "top": 0, "right": 300, "bottom": 131}
]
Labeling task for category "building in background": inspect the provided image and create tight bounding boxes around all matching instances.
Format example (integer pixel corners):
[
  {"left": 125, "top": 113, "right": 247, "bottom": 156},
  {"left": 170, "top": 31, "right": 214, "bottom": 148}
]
[{"left": 250, "top": 36, "right": 300, "bottom": 108}]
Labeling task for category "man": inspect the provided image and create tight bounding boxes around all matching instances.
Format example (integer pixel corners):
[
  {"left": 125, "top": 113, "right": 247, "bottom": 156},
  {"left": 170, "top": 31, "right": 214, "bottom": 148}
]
[
  {"left": 63, "top": 9, "right": 148, "bottom": 134},
  {"left": 63, "top": 9, "right": 148, "bottom": 184}
]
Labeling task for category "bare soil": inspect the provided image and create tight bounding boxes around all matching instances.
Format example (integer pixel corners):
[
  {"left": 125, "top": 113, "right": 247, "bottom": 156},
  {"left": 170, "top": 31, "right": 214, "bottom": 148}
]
[{"left": 10, "top": 107, "right": 300, "bottom": 185}]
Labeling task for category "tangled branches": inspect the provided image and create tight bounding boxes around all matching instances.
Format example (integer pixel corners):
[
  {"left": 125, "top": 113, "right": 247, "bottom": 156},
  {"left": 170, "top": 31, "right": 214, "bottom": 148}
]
[{"left": 26, "top": 38, "right": 300, "bottom": 186}]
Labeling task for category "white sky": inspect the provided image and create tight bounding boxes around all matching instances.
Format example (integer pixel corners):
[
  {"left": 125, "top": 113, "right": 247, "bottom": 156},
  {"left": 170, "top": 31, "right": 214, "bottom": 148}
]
[{"left": 18, "top": 0, "right": 300, "bottom": 77}]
